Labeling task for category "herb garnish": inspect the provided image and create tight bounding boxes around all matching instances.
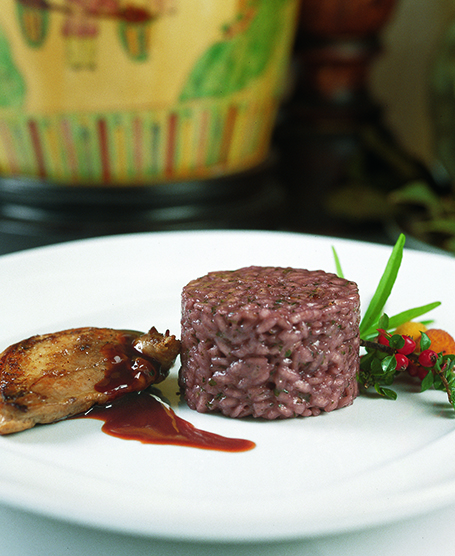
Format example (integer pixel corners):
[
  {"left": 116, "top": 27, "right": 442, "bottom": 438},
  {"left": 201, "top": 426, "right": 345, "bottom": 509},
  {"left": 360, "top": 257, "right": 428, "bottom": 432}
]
[{"left": 333, "top": 234, "right": 455, "bottom": 410}]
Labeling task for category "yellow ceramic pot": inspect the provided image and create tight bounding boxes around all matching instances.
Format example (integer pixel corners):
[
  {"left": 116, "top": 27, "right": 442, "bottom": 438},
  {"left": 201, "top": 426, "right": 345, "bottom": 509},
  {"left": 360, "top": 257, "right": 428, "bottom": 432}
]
[{"left": 0, "top": 0, "right": 299, "bottom": 185}]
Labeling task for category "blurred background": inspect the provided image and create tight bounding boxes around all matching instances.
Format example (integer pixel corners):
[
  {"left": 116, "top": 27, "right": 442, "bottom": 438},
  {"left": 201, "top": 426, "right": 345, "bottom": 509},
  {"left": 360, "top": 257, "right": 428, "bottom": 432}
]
[
  {"left": 371, "top": 0, "right": 452, "bottom": 168},
  {"left": 1, "top": 0, "right": 455, "bottom": 254}
]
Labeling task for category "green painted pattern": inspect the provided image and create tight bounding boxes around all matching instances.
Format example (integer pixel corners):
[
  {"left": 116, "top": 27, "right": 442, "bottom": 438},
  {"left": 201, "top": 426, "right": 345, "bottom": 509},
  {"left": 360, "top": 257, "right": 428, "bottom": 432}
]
[
  {"left": 180, "top": 0, "right": 292, "bottom": 101},
  {"left": 0, "top": 24, "right": 26, "bottom": 108},
  {"left": 16, "top": 2, "right": 49, "bottom": 48}
]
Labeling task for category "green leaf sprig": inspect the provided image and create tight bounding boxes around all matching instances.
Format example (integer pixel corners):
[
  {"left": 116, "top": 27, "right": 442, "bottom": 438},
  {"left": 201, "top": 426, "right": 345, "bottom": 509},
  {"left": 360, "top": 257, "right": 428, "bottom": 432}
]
[
  {"left": 333, "top": 234, "right": 441, "bottom": 341},
  {"left": 332, "top": 234, "right": 455, "bottom": 408},
  {"left": 358, "top": 233, "right": 406, "bottom": 338}
]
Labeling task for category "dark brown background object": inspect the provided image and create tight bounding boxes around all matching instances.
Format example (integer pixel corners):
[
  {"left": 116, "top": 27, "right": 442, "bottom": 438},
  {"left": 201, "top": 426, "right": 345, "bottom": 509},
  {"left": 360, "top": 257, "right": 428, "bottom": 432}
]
[{"left": 275, "top": 0, "right": 431, "bottom": 239}]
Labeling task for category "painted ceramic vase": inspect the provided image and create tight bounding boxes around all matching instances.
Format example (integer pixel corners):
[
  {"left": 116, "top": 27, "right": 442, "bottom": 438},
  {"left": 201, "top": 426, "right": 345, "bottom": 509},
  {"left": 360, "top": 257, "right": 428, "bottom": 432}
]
[{"left": 0, "top": 0, "right": 299, "bottom": 185}]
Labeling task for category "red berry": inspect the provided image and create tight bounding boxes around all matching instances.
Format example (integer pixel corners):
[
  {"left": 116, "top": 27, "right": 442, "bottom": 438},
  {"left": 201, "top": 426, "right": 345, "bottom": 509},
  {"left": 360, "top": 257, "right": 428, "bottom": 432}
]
[
  {"left": 418, "top": 349, "right": 438, "bottom": 368},
  {"left": 377, "top": 332, "right": 390, "bottom": 346},
  {"left": 397, "top": 335, "right": 416, "bottom": 355},
  {"left": 417, "top": 366, "right": 429, "bottom": 381},
  {"left": 395, "top": 353, "right": 409, "bottom": 371},
  {"left": 407, "top": 362, "right": 419, "bottom": 377}
]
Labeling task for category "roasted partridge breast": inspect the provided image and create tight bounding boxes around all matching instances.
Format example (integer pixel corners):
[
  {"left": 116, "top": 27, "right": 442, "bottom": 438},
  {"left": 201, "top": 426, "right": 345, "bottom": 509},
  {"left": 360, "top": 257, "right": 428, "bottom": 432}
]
[{"left": 0, "top": 326, "right": 180, "bottom": 435}]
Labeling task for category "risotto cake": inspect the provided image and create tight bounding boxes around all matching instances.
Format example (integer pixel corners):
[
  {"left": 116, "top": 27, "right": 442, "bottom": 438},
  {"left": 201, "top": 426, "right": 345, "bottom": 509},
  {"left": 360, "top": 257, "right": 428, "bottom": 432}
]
[{"left": 179, "top": 266, "right": 360, "bottom": 419}]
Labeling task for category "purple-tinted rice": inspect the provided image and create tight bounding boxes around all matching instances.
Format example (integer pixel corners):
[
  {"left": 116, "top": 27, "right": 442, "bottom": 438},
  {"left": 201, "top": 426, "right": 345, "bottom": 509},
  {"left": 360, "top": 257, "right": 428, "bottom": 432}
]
[{"left": 179, "top": 266, "right": 360, "bottom": 419}]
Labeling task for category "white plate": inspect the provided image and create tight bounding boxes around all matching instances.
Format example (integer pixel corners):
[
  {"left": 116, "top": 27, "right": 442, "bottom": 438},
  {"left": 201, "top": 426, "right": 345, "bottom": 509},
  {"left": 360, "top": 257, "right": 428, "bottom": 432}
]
[{"left": 0, "top": 230, "right": 454, "bottom": 543}]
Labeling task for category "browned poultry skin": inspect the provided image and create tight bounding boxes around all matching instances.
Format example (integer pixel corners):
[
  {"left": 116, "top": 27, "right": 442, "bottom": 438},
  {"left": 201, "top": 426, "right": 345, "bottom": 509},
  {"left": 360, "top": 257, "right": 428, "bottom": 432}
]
[{"left": 0, "top": 327, "right": 180, "bottom": 435}]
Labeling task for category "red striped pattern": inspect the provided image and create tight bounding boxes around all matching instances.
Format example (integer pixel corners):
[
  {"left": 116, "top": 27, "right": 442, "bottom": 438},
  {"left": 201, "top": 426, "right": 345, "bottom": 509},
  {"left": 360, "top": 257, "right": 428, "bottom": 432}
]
[
  {"left": 165, "top": 112, "right": 178, "bottom": 178},
  {"left": 28, "top": 119, "right": 46, "bottom": 178},
  {"left": 0, "top": 99, "right": 276, "bottom": 183},
  {"left": 97, "top": 118, "right": 111, "bottom": 182}
]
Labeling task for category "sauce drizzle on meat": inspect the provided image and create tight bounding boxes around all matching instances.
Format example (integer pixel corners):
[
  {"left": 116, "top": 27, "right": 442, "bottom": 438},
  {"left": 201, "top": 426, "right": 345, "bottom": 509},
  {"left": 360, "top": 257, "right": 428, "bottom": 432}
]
[
  {"left": 94, "top": 332, "right": 161, "bottom": 396},
  {"left": 0, "top": 326, "right": 180, "bottom": 435},
  {"left": 84, "top": 332, "right": 255, "bottom": 452}
]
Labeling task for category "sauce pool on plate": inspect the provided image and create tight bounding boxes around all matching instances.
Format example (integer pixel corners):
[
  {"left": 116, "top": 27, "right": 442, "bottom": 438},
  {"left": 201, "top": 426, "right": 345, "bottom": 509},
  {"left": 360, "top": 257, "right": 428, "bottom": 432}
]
[
  {"left": 72, "top": 333, "right": 255, "bottom": 452},
  {"left": 79, "top": 390, "right": 256, "bottom": 452}
]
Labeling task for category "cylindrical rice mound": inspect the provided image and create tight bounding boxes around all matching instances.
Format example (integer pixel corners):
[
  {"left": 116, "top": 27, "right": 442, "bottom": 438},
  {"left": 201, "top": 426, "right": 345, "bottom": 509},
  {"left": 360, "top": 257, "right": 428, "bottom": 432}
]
[{"left": 179, "top": 266, "right": 360, "bottom": 419}]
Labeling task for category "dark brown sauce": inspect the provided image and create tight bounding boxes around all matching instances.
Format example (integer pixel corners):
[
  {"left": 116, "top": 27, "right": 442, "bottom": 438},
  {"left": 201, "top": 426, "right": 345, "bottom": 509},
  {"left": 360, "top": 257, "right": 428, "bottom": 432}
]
[
  {"left": 94, "top": 330, "right": 167, "bottom": 399},
  {"left": 96, "top": 339, "right": 154, "bottom": 395},
  {"left": 75, "top": 330, "right": 254, "bottom": 452},
  {"left": 80, "top": 391, "right": 256, "bottom": 452}
]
